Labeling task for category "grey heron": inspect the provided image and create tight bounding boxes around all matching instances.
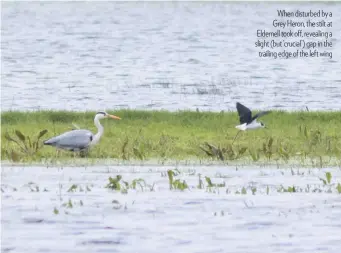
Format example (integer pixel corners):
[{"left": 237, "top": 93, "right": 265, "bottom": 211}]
[
  {"left": 232, "top": 102, "right": 270, "bottom": 144},
  {"left": 44, "top": 111, "right": 121, "bottom": 153}
]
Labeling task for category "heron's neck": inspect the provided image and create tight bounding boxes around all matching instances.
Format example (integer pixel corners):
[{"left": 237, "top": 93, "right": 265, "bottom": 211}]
[{"left": 92, "top": 116, "right": 104, "bottom": 145}]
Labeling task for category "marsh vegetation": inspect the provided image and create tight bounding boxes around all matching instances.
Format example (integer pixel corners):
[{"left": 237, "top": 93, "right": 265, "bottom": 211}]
[{"left": 1, "top": 110, "right": 341, "bottom": 165}]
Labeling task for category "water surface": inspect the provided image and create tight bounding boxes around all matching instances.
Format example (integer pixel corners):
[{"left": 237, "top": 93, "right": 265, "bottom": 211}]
[
  {"left": 1, "top": 164, "right": 341, "bottom": 253},
  {"left": 1, "top": 2, "right": 341, "bottom": 112}
]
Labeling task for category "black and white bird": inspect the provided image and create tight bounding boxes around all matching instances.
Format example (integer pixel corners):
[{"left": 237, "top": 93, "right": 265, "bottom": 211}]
[
  {"left": 232, "top": 102, "right": 271, "bottom": 143},
  {"left": 235, "top": 102, "right": 270, "bottom": 130}
]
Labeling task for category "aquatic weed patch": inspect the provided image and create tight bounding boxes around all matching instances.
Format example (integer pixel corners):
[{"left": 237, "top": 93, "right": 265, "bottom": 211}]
[
  {"left": 2, "top": 167, "right": 341, "bottom": 218},
  {"left": 3, "top": 129, "right": 48, "bottom": 162}
]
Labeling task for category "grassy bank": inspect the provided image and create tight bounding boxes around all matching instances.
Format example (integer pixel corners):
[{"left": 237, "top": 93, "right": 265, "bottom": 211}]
[{"left": 1, "top": 110, "right": 341, "bottom": 165}]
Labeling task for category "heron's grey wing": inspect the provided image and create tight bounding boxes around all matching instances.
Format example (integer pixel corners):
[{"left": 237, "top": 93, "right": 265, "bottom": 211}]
[
  {"left": 252, "top": 111, "right": 271, "bottom": 121},
  {"left": 236, "top": 102, "right": 252, "bottom": 124},
  {"left": 44, "top": 129, "right": 93, "bottom": 150}
]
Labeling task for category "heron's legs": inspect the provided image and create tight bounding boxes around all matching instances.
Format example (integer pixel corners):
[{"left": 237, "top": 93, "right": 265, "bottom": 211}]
[
  {"left": 232, "top": 130, "right": 242, "bottom": 145},
  {"left": 55, "top": 149, "right": 61, "bottom": 158}
]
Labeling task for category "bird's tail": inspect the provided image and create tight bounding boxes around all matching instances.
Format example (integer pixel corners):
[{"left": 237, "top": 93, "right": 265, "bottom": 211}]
[
  {"left": 43, "top": 140, "right": 52, "bottom": 146},
  {"left": 43, "top": 137, "right": 57, "bottom": 146}
]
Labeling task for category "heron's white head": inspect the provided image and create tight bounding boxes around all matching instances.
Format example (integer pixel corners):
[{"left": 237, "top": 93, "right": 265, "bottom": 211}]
[
  {"left": 91, "top": 111, "right": 121, "bottom": 146},
  {"left": 95, "top": 111, "right": 121, "bottom": 120}
]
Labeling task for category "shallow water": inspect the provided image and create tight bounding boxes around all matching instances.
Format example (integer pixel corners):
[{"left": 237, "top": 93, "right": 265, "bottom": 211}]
[
  {"left": 2, "top": 2, "right": 341, "bottom": 112},
  {"left": 1, "top": 164, "right": 341, "bottom": 253}
]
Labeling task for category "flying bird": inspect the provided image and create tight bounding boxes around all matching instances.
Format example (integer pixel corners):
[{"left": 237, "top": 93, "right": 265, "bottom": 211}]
[
  {"left": 232, "top": 102, "right": 270, "bottom": 144},
  {"left": 44, "top": 111, "right": 121, "bottom": 154}
]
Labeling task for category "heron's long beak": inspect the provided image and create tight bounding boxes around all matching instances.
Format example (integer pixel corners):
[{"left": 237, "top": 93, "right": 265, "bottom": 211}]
[{"left": 108, "top": 114, "right": 121, "bottom": 120}]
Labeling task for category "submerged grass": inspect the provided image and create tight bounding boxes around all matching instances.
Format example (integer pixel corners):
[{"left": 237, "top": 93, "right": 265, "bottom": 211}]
[{"left": 1, "top": 109, "right": 341, "bottom": 164}]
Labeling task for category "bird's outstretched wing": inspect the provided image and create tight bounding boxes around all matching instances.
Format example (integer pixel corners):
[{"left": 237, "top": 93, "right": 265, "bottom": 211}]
[
  {"left": 236, "top": 102, "right": 252, "bottom": 124},
  {"left": 252, "top": 111, "right": 271, "bottom": 121}
]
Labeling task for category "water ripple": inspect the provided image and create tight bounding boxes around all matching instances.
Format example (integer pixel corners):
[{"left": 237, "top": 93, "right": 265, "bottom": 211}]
[
  {"left": 2, "top": 165, "right": 341, "bottom": 253},
  {"left": 2, "top": 2, "right": 340, "bottom": 111}
]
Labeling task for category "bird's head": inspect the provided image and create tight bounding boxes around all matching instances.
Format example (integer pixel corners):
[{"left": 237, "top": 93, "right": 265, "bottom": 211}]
[
  {"left": 260, "top": 122, "right": 267, "bottom": 128},
  {"left": 96, "top": 111, "right": 121, "bottom": 120}
]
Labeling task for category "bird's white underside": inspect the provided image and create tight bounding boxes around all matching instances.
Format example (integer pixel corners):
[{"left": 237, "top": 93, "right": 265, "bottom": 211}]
[{"left": 235, "top": 121, "right": 262, "bottom": 131}]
